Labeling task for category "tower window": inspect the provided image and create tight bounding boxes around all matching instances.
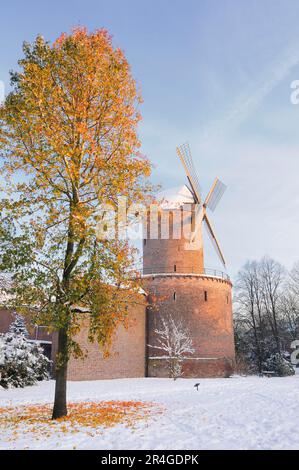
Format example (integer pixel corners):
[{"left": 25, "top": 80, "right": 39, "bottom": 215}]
[
  {"left": 173, "top": 292, "right": 176, "bottom": 301},
  {"left": 204, "top": 291, "right": 208, "bottom": 302},
  {"left": 144, "top": 239, "right": 146, "bottom": 246},
  {"left": 174, "top": 264, "right": 177, "bottom": 272}
]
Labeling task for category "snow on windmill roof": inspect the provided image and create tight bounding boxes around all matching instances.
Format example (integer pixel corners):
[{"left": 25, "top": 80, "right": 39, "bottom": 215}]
[{"left": 157, "top": 185, "right": 195, "bottom": 209}]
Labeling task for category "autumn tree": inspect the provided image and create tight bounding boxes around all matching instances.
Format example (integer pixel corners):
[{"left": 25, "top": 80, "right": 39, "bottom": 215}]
[{"left": 0, "top": 28, "right": 152, "bottom": 418}]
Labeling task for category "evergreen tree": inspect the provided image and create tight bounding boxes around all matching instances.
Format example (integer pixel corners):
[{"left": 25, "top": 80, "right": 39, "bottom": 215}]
[
  {"left": 8, "top": 313, "right": 29, "bottom": 337},
  {"left": 0, "top": 317, "right": 50, "bottom": 388},
  {"left": 263, "top": 353, "right": 295, "bottom": 377}
]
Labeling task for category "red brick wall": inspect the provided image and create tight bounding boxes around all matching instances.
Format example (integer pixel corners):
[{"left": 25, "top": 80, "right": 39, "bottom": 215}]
[
  {"left": 1, "top": 275, "right": 235, "bottom": 380},
  {"left": 62, "top": 299, "right": 146, "bottom": 381},
  {"left": 0, "top": 309, "right": 15, "bottom": 333},
  {"left": 143, "top": 274, "right": 235, "bottom": 378},
  {"left": 149, "top": 357, "right": 234, "bottom": 378},
  {"left": 143, "top": 207, "right": 204, "bottom": 274},
  {"left": 0, "top": 309, "right": 52, "bottom": 342}
]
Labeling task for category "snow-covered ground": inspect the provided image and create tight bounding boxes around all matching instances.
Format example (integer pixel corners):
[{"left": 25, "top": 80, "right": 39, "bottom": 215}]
[{"left": 1, "top": 374, "right": 299, "bottom": 450}]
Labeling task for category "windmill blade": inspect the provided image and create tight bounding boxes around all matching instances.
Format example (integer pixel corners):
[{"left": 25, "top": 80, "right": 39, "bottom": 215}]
[
  {"left": 203, "top": 213, "right": 226, "bottom": 267},
  {"left": 176, "top": 142, "right": 202, "bottom": 203},
  {"left": 204, "top": 178, "right": 227, "bottom": 212},
  {"left": 190, "top": 205, "right": 204, "bottom": 243},
  {"left": 177, "top": 142, "right": 201, "bottom": 202}
]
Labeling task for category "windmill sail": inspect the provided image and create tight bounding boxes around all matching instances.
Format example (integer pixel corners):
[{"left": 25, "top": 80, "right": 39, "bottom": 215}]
[
  {"left": 203, "top": 214, "right": 226, "bottom": 267},
  {"left": 177, "top": 142, "right": 227, "bottom": 269},
  {"left": 190, "top": 205, "right": 204, "bottom": 243},
  {"left": 176, "top": 143, "right": 201, "bottom": 203},
  {"left": 204, "top": 178, "right": 227, "bottom": 212}
]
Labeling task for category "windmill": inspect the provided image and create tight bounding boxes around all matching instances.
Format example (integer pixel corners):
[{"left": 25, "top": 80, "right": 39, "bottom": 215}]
[{"left": 176, "top": 142, "right": 227, "bottom": 268}]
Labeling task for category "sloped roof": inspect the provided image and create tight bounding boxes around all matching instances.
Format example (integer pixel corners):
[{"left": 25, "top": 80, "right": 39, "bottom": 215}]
[{"left": 157, "top": 185, "right": 195, "bottom": 209}]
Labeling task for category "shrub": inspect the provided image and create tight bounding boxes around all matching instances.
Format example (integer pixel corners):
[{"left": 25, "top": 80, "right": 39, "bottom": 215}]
[{"left": 263, "top": 353, "right": 295, "bottom": 377}]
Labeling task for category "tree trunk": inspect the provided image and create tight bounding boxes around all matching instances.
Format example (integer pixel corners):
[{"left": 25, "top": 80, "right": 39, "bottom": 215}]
[
  {"left": 52, "top": 198, "right": 81, "bottom": 419},
  {"left": 52, "top": 327, "right": 68, "bottom": 419},
  {"left": 251, "top": 309, "right": 262, "bottom": 373}
]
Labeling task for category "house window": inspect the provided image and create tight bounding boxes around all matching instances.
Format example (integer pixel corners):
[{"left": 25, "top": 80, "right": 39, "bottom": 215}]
[
  {"left": 174, "top": 264, "right": 177, "bottom": 272},
  {"left": 144, "top": 239, "right": 147, "bottom": 246},
  {"left": 174, "top": 292, "right": 176, "bottom": 301},
  {"left": 204, "top": 291, "right": 208, "bottom": 301}
]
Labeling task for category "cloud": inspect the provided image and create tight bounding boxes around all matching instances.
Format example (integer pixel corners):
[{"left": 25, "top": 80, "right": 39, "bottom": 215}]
[{"left": 197, "top": 41, "right": 299, "bottom": 147}]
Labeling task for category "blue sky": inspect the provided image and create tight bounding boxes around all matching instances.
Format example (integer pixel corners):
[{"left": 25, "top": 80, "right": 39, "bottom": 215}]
[{"left": 1, "top": 0, "right": 299, "bottom": 277}]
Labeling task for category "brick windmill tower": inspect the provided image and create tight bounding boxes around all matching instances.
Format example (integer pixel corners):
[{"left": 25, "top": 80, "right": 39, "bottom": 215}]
[{"left": 143, "top": 143, "right": 235, "bottom": 378}]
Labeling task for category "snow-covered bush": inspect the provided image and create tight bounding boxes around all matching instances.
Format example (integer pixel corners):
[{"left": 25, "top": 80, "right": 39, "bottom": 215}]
[
  {"left": 8, "top": 313, "right": 29, "bottom": 337},
  {"left": 0, "top": 314, "right": 50, "bottom": 389},
  {"left": 263, "top": 353, "right": 295, "bottom": 377},
  {"left": 149, "top": 315, "right": 195, "bottom": 380}
]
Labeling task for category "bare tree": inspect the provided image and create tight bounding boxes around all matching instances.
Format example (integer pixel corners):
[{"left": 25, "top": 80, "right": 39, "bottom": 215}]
[
  {"left": 288, "top": 261, "right": 299, "bottom": 297},
  {"left": 234, "top": 261, "right": 265, "bottom": 372},
  {"left": 149, "top": 316, "right": 194, "bottom": 380},
  {"left": 279, "top": 290, "right": 299, "bottom": 341},
  {"left": 259, "top": 256, "right": 285, "bottom": 353},
  {"left": 281, "top": 262, "right": 299, "bottom": 341},
  {"left": 234, "top": 257, "right": 287, "bottom": 372}
]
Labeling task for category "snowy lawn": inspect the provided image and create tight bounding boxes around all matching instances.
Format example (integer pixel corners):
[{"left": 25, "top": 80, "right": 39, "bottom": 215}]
[{"left": 0, "top": 374, "right": 299, "bottom": 450}]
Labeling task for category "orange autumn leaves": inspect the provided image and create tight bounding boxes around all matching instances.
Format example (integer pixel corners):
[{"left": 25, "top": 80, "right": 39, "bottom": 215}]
[
  {"left": 0, "top": 27, "right": 153, "bottom": 369},
  {"left": 0, "top": 401, "right": 164, "bottom": 442},
  {"left": 1, "top": 27, "right": 151, "bottom": 206}
]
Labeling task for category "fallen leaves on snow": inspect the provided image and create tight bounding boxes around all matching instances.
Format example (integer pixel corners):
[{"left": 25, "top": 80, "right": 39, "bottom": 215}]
[{"left": 0, "top": 401, "right": 164, "bottom": 442}]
